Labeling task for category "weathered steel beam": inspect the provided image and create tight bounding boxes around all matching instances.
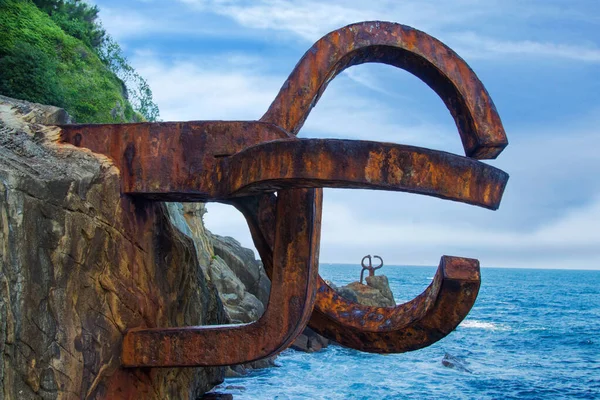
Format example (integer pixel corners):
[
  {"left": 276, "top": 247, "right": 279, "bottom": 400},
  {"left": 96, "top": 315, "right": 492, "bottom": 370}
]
[
  {"left": 121, "top": 188, "right": 322, "bottom": 367},
  {"left": 60, "top": 126, "right": 508, "bottom": 208},
  {"left": 223, "top": 139, "right": 508, "bottom": 209},
  {"left": 60, "top": 121, "right": 294, "bottom": 201},
  {"left": 261, "top": 21, "right": 508, "bottom": 159}
]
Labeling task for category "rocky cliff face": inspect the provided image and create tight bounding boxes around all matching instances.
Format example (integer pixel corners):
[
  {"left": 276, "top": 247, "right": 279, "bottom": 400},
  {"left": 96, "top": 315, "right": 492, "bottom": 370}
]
[
  {"left": 208, "top": 235, "right": 269, "bottom": 324},
  {"left": 0, "top": 96, "right": 227, "bottom": 399}
]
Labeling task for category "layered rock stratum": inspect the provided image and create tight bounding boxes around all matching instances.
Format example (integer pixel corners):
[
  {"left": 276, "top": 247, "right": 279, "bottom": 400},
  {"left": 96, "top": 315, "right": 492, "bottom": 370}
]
[{"left": 0, "top": 95, "right": 231, "bottom": 399}]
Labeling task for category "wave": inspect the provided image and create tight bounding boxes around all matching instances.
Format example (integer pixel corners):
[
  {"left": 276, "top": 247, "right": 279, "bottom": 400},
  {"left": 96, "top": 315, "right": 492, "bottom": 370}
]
[{"left": 461, "top": 320, "right": 509, "bottom": 331}]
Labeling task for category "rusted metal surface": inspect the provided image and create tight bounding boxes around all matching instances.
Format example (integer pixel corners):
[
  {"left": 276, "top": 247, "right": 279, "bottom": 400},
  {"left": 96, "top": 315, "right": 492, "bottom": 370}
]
[
  {"left": 360, "top": 255, "right": 384, "bottom": 283},
  {"left": 59, "top": 21, "right": 510, "bottom": 366},
  {"left": 261, "top": 21, "right": 508, "bottom": 159},
  {"left": 310, "top": 256, "right": 481, "bottom": 353},
  {"left": 121, "top": 188, "right": 322, "bottom": 367}
]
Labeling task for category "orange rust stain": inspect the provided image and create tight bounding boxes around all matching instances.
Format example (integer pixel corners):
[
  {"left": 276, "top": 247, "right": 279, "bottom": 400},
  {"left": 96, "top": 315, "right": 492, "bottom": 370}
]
[
  {"left": 365, "top": 150, "right": 385, "bottom": 183},
  {"left": 386, "top": 148, "right": 404, "bottom": 185}
]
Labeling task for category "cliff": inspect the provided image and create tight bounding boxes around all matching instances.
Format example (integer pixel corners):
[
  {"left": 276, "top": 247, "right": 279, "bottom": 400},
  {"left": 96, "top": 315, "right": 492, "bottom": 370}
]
[{"left": 0, "top": 95, "right": 227, "bottom": 399}]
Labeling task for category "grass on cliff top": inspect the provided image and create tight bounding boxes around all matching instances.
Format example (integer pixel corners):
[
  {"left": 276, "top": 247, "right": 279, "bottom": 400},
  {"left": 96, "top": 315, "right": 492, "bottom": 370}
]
[{"left": 0, "top": 0, "right": 140, "bottom": 123}]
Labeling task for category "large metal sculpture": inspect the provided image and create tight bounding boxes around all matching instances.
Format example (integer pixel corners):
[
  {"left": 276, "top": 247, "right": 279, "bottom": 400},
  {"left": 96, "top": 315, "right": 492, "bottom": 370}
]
[{"left": 60, "top": 21, "right": 509, "bottom": 367}]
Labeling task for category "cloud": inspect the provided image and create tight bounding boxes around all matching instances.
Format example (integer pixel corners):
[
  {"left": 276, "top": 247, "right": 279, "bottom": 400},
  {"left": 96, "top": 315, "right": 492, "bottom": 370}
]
[
  {"left": 449, "top": 32, "right": 600, "bottom": 63},
  {"left": 171, "top": 0, "right": 600, "bottom": 65},
  {"left": 175, "top": 0, "right": 498, "bottom": 41},
  {"left": 130, "top": 55, "right": 282, "bottom": 121},
  {"left": 95, "top": 3, "right": 249, "bottom": 41},
  {"left": 317, "top": 192, "right": 600, "bottom": 270},
  {"left": 97, "top": 7, "right": 159, "bottom": 40},
  {"left": 203, "top": 192, "right": 600, "bottom": 270}
]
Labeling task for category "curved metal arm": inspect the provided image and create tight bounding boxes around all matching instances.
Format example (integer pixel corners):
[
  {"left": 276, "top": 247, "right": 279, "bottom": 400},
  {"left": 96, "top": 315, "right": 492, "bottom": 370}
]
[
  {"left": 220, "top": 139, "right": 508, "bottom": 209},
  {"left": 360, "top": 255, "right": 372, "bottom": 283},
  {"left": 59, "top": 20, "right": 510, "bottom": 365},
  {"left": 310, "top": 256, "right": 480, "bottom": 353},
  {"left": 261, "top": 21, "right": 508, "bottom": 159},
  {"left": 372, "top": 256, "right": 384, "bottom": 270},
  {"left": 121, "top": 188, "right": 322, "bottom": 367},
  {"left": 361, "top": 255, "right": 372, "bottom": 269}
]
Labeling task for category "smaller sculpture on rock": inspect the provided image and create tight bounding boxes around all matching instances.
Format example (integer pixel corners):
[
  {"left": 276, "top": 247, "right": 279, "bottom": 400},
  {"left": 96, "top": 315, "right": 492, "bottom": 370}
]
[{"left": 360, "top": 254, "right": 384, "bottom": 283}]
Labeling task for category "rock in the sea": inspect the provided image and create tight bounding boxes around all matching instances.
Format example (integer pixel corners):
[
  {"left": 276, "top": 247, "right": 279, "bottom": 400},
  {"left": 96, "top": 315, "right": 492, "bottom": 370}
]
[
  {"left": 223, "top": 355, "right": 277, "bottom": 378},
  {"left": 201, "top": 393, "right": 234, "bottom": 400},
  {"left": 365, "top": 275, "right": 396, "bottom": 306},
  {"left": 344, "top": 279, "right": 396, "bottom": 307},
  {"left": 291, "top": 327, "right": 330, "bottom": 353},
  {"left": 442, "top": 353, "right": 472, "bottom": 373},
  {"left": 0, "top": 96, "right": 227, "bottom": 399}
]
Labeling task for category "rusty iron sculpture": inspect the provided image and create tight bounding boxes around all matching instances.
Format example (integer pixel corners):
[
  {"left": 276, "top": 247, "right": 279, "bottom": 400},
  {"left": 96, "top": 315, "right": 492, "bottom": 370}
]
[
  {"left": 59, "top": 21, "right": 509, "bottom": 367},
  {"left": 360, "top": 255, "right": 384, "bottom": 283}
]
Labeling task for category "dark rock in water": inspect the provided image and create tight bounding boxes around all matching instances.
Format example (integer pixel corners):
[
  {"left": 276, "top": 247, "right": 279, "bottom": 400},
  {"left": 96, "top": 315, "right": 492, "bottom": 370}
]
[
  {"left": 224, "top": 356, "right": 277, "bottom": 377},
  {"left": 225, "top": 385, "right": 246, "bottom": 391},
  {"left": 442, "top": 353, "right": 473, "bottom": 373},
  {"left": 292, "top": 332, "right": 310, "bottom": 352},
  {"left": 291, "top": 326, "right": 330, "bottom": 352}
]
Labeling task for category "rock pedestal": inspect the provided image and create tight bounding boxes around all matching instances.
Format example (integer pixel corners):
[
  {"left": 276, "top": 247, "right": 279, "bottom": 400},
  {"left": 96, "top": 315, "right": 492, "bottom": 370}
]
[{"left": 346, "top": 275, "right": 396, "bottom": 307}]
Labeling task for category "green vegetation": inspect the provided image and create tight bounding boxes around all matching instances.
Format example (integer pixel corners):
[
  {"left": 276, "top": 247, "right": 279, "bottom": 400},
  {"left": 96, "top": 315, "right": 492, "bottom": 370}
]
[{"left": 0, "top": 0, "right": 159, "bottom": 123}]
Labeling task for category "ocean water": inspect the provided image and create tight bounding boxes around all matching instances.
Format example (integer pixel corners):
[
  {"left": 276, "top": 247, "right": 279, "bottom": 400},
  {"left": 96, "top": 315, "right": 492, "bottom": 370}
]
[{"left": 214, "top": 265, "right": 600, "bottom": 399}]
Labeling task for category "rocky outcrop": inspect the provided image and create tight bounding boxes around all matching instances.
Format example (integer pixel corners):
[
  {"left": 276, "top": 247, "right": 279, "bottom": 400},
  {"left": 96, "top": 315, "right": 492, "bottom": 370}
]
[
  {"left": 207, "top": 255, "right": 265, "bottom": 324},
  {"left": 164, "top": 204, "right": 267, "bottom": 325},
  {"left": 210, "top": 235, "right": 270, "bottom": 307},
  {"left": 290, "top": 327, "right": 330, "bottom": 353},
  {"left": 208, "top": 235, "right": 270, "bottom": 324},
  {"left": 344, "top": 275, "right": 396, "bottom": 307},
  {"left": 0, "top": 96, "right": 227, "bottom": 399}
]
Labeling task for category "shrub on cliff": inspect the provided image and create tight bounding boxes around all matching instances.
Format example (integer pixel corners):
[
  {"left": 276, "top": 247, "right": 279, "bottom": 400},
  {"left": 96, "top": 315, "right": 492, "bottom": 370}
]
[{"left": 0, "top": 0, "right": 158, "bottom": 123}]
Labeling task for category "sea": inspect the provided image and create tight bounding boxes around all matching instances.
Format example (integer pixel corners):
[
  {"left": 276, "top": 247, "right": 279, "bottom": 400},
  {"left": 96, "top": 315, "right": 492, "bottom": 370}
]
[{"left": 213, "top": 265, "right": 600, "bottom": 399}]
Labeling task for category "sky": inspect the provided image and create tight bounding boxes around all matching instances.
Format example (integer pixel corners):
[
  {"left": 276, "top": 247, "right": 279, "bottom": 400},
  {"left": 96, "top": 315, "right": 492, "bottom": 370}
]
[{"left": 91, "top": 0, "right": 600, "bottom": 270}]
